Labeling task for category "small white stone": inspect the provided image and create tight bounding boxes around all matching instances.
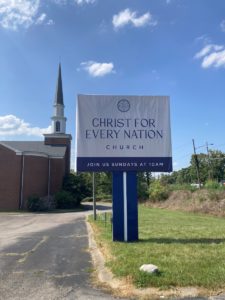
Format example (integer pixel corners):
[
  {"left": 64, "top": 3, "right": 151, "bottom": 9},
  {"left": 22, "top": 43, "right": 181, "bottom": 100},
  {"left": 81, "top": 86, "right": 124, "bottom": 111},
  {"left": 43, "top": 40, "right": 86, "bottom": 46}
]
[{"left": 139, "top": 264, "right": 159, "bottom": 274}]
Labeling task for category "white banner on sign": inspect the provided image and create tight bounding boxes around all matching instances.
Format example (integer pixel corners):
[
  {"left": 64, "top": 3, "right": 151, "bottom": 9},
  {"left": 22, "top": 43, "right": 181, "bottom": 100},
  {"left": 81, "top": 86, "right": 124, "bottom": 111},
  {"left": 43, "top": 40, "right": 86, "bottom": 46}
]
[{"left": 75, "top": 95, "right": 172, "bottom": 172}]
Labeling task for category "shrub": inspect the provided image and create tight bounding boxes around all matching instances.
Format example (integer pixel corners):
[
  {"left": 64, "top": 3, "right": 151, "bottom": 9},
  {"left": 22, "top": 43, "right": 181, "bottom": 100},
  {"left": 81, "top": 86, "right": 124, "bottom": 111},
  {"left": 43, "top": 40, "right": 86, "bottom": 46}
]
[
  {"left": 205, "top": 180, "right": 220, "bottom": 189},
  {"left": 138, "top": 181, "right": 149, "bottom": 200},
  {"left": 149, "top": 181, "right": 170, "bottom": 202},
  {"left": 27, "top": 195, "right": 49, "bottom": 212},
  {"left": 55, "top": 190, "right": 78, "bottom": 209},
  {"left": 169, "top": 183, "right": 198, "bottom": 192},
  {"left": 62, "top": 173, "right": 92, "bottom": 206}
]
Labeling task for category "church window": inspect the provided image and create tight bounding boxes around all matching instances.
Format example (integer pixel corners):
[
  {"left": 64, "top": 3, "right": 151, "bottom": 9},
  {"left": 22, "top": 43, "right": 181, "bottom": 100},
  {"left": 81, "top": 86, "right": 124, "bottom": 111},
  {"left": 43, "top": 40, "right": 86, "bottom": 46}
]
[{"left": 56, "top": 121, "right": 60, "bottom": 132}]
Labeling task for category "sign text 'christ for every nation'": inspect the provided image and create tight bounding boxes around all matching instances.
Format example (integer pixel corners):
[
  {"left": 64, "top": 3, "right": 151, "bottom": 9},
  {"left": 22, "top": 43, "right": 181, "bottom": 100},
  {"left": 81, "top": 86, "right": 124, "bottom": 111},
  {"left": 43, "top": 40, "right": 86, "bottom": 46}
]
[{"left": 75, "top": 95, "right": 172, "bottom": 172}]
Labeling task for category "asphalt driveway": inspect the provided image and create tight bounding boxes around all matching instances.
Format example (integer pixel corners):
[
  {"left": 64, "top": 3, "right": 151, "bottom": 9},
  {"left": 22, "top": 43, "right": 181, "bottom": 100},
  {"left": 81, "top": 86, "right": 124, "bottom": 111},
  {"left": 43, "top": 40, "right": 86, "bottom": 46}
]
[{"left": 0, "top": 208, "right": 122, "bottom": 300}]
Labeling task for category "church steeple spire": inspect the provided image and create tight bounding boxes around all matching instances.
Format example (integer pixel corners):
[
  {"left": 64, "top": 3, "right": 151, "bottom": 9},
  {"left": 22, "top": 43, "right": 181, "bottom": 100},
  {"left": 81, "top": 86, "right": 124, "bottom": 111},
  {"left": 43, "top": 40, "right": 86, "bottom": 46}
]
[
  {"left": 51, "top": 63, "right": 67, "bottom": 134},
  {"left": 44, "top": 63, "right": 72, "bottom": 174},
  {"left": 55, "top": 63, "right": 64, "bottom": 105}
]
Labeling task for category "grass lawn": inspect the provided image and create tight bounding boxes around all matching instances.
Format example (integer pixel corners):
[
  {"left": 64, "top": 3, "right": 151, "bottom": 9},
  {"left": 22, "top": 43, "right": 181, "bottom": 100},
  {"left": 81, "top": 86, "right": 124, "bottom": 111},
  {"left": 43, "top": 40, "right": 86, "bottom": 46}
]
[{"left": 89, "top": 206, "right": 225, "bottom": 290}]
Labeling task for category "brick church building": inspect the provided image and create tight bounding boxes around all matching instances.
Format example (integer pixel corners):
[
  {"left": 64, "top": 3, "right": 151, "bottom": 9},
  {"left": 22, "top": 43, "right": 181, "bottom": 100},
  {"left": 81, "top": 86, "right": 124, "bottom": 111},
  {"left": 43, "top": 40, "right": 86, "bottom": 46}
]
[{"left": 0, "top": 65, "right": 72, "bottom": 210}]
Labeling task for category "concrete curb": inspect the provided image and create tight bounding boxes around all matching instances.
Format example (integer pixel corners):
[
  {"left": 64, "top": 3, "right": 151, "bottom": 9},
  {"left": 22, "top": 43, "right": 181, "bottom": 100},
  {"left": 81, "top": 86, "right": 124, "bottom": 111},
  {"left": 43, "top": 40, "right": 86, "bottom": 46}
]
[{"left": 86, "top": 220, "right": 122, "bottom": 290}]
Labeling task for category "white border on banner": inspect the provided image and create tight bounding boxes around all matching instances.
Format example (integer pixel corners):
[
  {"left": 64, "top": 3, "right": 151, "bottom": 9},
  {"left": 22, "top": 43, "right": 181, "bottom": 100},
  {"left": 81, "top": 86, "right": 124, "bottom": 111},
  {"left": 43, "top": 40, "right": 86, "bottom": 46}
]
[{"left": 123, "top": 172, "right": 128, "bottom": 242}]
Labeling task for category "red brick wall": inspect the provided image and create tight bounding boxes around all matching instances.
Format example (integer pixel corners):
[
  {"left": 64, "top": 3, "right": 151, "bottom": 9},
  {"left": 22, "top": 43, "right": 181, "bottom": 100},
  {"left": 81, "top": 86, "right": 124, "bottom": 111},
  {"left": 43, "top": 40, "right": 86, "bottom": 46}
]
[
  {"left": 50, "top": 158, "right": 65, "bottom": 194},
  {"left": 22, "top": 156, "right": 66, "bottom": 208},
  {"left": 0, "top": 145, "right": 21, "bottom": 210},
  {"left": 22, "top": 156, "right": 49, "bottom": 208},
  {"left": 0, "top": 145, "right": 67, "bottom": 211}
]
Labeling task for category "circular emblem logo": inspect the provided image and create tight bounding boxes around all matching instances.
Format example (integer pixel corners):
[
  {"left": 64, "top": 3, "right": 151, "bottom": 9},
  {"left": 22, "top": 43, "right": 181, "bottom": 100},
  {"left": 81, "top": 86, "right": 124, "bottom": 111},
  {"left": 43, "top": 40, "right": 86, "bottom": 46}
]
[{"left": 117, "top": 99, "right": 130, "bottom": 112}]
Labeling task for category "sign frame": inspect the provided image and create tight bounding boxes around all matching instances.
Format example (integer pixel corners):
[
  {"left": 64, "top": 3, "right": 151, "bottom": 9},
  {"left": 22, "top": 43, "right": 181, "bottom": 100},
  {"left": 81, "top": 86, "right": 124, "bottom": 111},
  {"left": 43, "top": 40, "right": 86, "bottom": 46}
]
[{"left": 75, "top": 94, "right": 172, "bottom": 172}]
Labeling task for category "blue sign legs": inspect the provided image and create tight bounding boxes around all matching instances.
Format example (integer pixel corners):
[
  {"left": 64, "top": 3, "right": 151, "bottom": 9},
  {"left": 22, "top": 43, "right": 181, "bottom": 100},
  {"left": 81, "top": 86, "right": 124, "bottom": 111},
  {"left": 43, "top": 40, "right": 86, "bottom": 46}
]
[{"left": 112, "top": 172, "right": 138, "bottom": 242}]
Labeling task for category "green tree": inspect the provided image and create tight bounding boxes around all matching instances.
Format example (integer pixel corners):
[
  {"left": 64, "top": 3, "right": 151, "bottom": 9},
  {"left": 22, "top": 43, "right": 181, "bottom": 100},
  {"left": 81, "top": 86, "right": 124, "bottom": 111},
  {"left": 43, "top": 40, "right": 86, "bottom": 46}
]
[
  {"left": 137, "top": 172, "right": 153, "bottom": 200},
  {"left": 160, "top": 172, "right": 177, "bottom": 185},
  {"left": 208, "top": 150, "right": 225, "bottom": 182},
  {"left": 95, "top": 172, "right": 112, "bottom": 197},
  {"left": 190, "top": 150, "right": 225, "bottom": 184},
  {"left": 149, "top": 180, "right": 170, "bottom": 202},
  {"left": 176, "top": 166, "right": 193, "bottom": 184},
  {"left": 63, "top": 172, "right": 92, "bottom": 205}
]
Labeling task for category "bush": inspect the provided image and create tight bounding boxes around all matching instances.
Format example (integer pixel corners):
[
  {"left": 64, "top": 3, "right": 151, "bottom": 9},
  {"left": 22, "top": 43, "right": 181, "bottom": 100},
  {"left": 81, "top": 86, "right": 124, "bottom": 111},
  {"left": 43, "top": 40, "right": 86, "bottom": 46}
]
[
  {"left": 138, "top": 181, "right": 149, "bottom": 200},
  {"left": 149, "top": 181, "right": 170, "bottom": 202},
  {"left": 27, "top": 195, "right": 49, "bottom": 212},
  {"left": 55, "top": 190, "right": 78, "bottom": 209},
  {"left": 205, "top": 180, "right": 220, "bottom": 189},
  {"left": 62, "top": 173, "right": 92, "bottom": 206},
  {"left": 169, "top": 183, "right": 198, "bottom": 192}
]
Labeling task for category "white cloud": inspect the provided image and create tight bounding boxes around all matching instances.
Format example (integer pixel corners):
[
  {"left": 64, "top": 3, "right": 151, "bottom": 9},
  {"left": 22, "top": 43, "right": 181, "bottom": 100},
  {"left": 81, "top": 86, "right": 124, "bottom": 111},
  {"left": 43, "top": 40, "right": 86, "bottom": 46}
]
[
  {"left": 112, "top": 8, "right": 157, "bottom": 30},
  {"left": 74, "top": 0, "right": 96, "bottom": 4},
  {"left": 35, "top": 13, "right": 47, "bottom": 25},
  {"left": 202, "top": 49, "right": 225, "bottom": 68},
  {"left": 195, "top": 34, "right": 211, "bottom": 45},
  {"left": 35, "top": 13, "right": 54, "bottom": 26},
  {"left": 0, "top": 0, "right": 96, "bottom": 30},
  {"left": 80, "top": 61, "right": 115, "bottom": 77},
  {"left": 194, "top": 44, "right": 225, "bottom": 68},
  {"left": 0, "top": 115, "right": 51, "bottom": 137},
  {"left": 52, "top": 0, "right": 95, "bottom": 3},
  {"left": 46, "top": 19, "right": 54, "bottom": 25},
  {"left": 0, "top": 0, "right": 40, "bottom": 30},
  {"left": 220, "top": 20, "right": 225, "bottom": 32},
  {"left": 50, "top": 0, "right": 67, "bottom": 4},
  {"left": 194, "top": 44, "right": 223, "bottom": 59}
]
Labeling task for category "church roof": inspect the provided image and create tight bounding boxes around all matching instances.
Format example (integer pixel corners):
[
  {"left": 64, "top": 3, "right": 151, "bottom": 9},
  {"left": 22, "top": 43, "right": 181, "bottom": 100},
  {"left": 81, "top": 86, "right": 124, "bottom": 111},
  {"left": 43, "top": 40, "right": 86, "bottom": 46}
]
[
  {"left": 0, "top": 141, "right": 66, "bottom": 158},
  {"left": 54, "top": 63, "right": 64, "bottom": 105}
]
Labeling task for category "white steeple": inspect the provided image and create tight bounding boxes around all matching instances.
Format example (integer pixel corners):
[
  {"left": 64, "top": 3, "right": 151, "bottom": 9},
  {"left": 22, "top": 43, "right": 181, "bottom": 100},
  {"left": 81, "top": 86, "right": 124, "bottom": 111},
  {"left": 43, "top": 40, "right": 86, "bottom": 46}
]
[{"left": 51, "top": 63, "right": 67, "bottom": 134}]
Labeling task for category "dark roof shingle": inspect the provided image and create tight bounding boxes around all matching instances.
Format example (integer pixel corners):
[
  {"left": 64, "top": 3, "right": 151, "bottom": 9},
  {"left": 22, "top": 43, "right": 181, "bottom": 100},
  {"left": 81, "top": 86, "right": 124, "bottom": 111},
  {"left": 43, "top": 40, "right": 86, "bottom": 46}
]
[{"left": 0, "top": 141, "right": 66, "bottom": 158}]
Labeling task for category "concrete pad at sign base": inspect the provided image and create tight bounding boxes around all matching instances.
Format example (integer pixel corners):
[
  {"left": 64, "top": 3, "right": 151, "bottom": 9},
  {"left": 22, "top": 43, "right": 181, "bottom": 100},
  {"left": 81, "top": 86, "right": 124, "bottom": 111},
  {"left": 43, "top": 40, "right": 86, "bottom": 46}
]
[{"left": 140, "top": 264, "right": 159, "bottom": 274}]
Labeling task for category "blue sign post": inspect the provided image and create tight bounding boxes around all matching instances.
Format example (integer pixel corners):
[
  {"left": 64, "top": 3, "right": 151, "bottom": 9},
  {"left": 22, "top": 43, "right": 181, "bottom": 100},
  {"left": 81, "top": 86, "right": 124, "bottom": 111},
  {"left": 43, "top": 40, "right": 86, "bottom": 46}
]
[
  {"left": 112, "top": 171, "right": 138, "bottom": 241},
  {"left": 75, "top": 95, "right": 172, "bottom": 243}
]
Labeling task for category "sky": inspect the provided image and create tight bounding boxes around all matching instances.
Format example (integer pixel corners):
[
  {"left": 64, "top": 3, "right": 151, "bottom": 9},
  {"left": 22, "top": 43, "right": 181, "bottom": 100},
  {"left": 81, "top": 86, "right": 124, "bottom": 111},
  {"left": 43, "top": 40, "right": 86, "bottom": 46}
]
[{"left": 0, "top": 0, "right": 225, "bottom": 171}]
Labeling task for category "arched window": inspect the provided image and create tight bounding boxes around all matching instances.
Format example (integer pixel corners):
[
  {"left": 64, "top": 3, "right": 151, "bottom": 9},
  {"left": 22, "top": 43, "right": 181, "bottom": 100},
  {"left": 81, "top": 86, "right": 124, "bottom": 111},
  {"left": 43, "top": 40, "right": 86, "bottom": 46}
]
[{"left": 56, "top": 121, "right": 60, "bottom": 132}]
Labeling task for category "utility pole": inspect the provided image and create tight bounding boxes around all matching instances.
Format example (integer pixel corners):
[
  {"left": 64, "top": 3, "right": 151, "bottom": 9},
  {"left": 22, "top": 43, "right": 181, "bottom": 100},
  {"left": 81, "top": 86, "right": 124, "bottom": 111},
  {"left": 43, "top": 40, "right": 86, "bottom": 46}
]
[
  {"left": 93, "top": 172, "right": 97, "bottom": 220},
  {"left": 206, "top": 142, "right": 213, "bottom": 180},
  {"left": 192, "top": 139, "right": 201, "bottom": 188}
]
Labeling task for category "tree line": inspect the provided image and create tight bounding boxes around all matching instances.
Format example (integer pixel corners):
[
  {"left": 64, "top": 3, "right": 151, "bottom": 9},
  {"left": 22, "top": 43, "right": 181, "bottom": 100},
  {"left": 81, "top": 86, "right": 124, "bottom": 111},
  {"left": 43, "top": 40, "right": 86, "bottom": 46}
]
[
  {"left": 63, "top": 149, "right": 225, "bottom": 204},
  {"left": 161, "top": 149, "right": 225, "bottom": 185}
]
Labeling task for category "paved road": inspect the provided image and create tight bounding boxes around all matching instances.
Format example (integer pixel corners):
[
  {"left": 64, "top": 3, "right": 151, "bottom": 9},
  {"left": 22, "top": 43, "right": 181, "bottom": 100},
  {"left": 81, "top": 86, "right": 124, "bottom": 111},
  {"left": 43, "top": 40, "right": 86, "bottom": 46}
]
[
  {"left": 0, "top": 205, "right": 223, "bottom": 300},
  {"left": 0, "top": 207, "right": 123, "bottom": 300}
]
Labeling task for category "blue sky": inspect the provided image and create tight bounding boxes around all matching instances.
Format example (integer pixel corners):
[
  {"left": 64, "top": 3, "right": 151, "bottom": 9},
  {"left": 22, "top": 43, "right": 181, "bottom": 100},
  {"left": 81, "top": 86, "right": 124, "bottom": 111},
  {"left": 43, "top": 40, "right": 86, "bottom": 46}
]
[{"left": 0, "top": 0, "right": 225, "bottom": 171}]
